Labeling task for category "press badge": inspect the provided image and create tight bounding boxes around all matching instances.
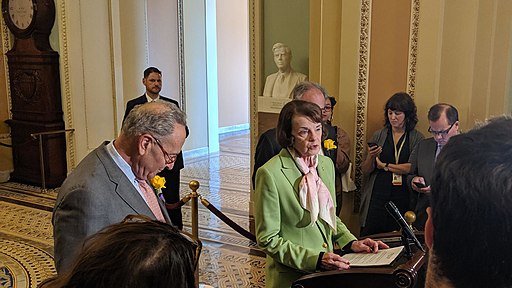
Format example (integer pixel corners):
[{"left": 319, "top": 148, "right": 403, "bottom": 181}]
[{"left": 392, "top": 173, "right": 402, "bottom": 186}]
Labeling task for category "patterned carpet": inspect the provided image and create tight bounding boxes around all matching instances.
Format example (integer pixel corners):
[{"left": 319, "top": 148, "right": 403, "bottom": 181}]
[{"left": 0, "top": 131, "right": 266, "bottom": 288}]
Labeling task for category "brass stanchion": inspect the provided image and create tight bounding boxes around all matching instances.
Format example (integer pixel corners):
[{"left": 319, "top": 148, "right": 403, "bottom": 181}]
[
  {"left": 188, "top": 180, "right": 200, "bottom": 288},
  {"left": 189, "top": 180, "right": 200, "bottom": 240}
]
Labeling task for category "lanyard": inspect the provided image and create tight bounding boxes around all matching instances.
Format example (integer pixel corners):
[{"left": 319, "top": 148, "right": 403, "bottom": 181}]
[{"left": 393, "top": 132, "right": 407, "bottom": 164}]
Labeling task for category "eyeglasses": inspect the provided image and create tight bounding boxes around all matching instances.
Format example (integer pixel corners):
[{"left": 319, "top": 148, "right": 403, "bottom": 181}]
[
  {"left": 153, "top": 137, "right": 179, "bottom": 164},
  {"left": 122, "top": 214, "right": 202, "bottom": 270},
  {"left": 322, "top": 106, "right": 332, "bottom": 112},
  {"left": 428, "top": 122, "right": 455, "bottom": 137}
]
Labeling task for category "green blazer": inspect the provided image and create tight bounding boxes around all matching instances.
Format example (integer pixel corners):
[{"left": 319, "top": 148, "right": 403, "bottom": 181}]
[{"left": 255, "top": 149, "right": 357, "bottom": 288}]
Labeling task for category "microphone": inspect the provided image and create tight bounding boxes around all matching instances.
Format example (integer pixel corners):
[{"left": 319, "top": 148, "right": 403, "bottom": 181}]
[{"left": 385, "top": 201, "right": 425, "bottom": 252}]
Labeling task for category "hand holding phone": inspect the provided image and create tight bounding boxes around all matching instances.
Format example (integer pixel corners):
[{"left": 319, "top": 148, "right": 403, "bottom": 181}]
[
  {"left": 413, "top": 181, "right": 426, "bottom": 188},
  {"left": 367, "top": 142, "right": 378, "bottom": 148}
]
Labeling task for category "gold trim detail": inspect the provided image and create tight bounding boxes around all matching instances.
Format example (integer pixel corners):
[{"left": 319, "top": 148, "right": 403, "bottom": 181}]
[
  {"left": 354, "top": 0, "right": 372, "bottom": 212},
  {"left": 407, "top": 0, "right": 420, "bottom": 97},
  {"left": 1, "top": 16, "right": 12, "bottom": 120},
  {"left": 177, "top": 0, "right": 186, "bottom": 110},
  {"left": 58, "top": 0, "right": 76, "bottom": 169},
  {"left": 249, "top": 0, "right": 258, "bottom": 158}
]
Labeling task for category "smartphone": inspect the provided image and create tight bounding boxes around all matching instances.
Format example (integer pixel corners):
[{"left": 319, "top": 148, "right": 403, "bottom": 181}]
[
  {"left": 413, "top": 181, "right": 426, "bottom": 188},
  {"left": 367, "top": 142, "right": 378, "bottom": 148}
]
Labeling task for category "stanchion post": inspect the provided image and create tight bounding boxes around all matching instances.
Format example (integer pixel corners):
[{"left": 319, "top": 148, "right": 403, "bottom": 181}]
[
  {"left": 189, "top": 180, "right": 200, "bottom": 240},
  {"left": 37, "top": 134, "right": 46, "bottom": 192},
  {"left": 188, "top": 180, "right": 200, "bottom": 288}
]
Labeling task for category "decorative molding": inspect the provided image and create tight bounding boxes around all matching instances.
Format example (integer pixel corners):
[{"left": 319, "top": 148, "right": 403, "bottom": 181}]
[
  {"left": 407, "top": 0, "right": 420, "bottom": 97},
  {"left": 218, "top": 123, "right": 250, "bottom": 135},
  {"left": 107, "top": 0, "right": 119, "bottom": 136},
  {"left": 57, "top": 0, "right": 76, "bottom": 169},
  {"left": 354, "top": 0, "right": 372, "bottom": 213},
  {"left": 182, "top": 147, "right": 209, "bottom": 160},
  {"left": 1, "top": 16, "right": 12, "bottom": 120},
  {"left": 177, "top": 0, "right": 186, "bottom": 111},
  {"left": 249, "top": 0, "right": 259, "bottom": 164}
]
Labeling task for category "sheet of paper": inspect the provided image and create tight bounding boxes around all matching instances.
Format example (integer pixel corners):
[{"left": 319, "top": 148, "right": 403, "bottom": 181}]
[{"left": 343, "top": 246, "right": 404, "bottom": 267}]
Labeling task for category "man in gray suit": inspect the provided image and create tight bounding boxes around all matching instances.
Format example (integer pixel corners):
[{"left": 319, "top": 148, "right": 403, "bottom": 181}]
[
  {"left": 407, "top": 103, "right": 459, "bottom": 230},
  {"left": 53, "top": 101, "right": 187, "bottom": 273}
]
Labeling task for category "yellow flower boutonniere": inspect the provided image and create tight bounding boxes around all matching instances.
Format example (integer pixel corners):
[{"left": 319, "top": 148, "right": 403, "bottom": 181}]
[
  {"left": 323, "top": 139, "right": 337, "bottom": 151},
  {"left": 150, "top": 175, "right": 166, "bottom": 201}
]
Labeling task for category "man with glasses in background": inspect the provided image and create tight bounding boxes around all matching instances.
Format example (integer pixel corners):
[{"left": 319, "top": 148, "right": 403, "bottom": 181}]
[
  {"left": 53, "top": 101, "right": 187, "bottom": 273},
  {"left": 407, "top": 103, "right": 459, "bottom": 230}
]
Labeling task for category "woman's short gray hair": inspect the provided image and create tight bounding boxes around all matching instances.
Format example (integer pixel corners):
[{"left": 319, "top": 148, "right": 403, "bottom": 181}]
[{"left": 121, "top": 100, "right": 187, "bottom": 138}]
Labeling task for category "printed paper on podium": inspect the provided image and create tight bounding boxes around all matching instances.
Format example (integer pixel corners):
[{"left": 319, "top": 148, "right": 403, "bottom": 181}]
[{"left": 343, "top": 246, "right": 404, "bottom": 267}]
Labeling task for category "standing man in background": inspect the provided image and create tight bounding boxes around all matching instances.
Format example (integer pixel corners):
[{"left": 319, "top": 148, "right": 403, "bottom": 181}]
[
  {"left": 407, "top": 103, "right": 459, "bottom": 230},
  {"left": 124, "top": 67, "right": 188, "bottom": 229}
]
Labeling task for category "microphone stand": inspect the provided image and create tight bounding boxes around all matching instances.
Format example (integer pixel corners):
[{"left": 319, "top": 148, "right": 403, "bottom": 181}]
[{"left": 401, "top": 229, "right": 415, "bottom": 259}]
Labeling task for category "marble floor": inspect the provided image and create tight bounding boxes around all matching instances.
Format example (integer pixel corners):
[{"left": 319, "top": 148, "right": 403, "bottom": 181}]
[{"left": 0, "top": 130, "right": 266, "bottom": 288}]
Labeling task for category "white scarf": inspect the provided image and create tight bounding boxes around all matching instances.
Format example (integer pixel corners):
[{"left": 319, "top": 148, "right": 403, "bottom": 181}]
[{"left": 288, "top": 148, "right": 337, "bottom": 232}]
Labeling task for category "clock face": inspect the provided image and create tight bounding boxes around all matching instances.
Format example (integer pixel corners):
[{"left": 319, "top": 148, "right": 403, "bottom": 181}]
[{"left": 8, "top": 0, "right": 34, "bottom": 30}]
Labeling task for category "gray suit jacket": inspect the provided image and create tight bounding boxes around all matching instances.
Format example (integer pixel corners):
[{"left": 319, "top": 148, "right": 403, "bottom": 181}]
[
  {"left": 52, "top": 142, "right": 171, "bottom": 272},
  {"left": 407, "top": 137, "right": 437, "bottom": 230}
]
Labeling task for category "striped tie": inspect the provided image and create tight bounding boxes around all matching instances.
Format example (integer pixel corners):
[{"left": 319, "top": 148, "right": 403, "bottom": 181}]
[
  {"left": 435, "top": 144, "right": 443, "bottom": 160},
  {"left": 137, "top": 179, "right": 165, "bottom": 222}
]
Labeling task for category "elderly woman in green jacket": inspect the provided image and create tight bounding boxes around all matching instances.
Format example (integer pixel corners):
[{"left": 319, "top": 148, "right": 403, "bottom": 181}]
[{"left": 255, "top": 100, "right": 388, "bottom": 288}]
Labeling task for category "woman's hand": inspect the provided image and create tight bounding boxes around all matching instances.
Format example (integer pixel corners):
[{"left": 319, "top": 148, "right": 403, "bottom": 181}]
[
  {"left": 320, "top": 252, "right": 351, "bottom": 270},
  {"left": 362, "top": 143, "right": 382, "bottom": 174},
  {"left": 375, "top": 157, "right": 385, "bottom": 169},
  {"left": 351, "top": 238, "right": 389, "bottom": 253},
  {"left": 367, "top": 144, "right": 382, "bottom": 158}
]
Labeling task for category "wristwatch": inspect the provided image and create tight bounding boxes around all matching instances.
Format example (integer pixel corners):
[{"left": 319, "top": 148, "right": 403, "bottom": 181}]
[{"left": 383, "top": 163, "right": 389, "bottom": 172}]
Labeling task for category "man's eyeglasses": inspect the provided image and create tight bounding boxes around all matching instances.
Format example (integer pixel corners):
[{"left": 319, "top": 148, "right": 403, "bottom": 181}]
[
  {"left": 428, "top": 122, "right": 455, "bottom": 137},
  {"left": 123, "top": 214, "right": 202, "bottom": 270},
  {"left": 153, "top": 137, "right": 178, "bottom": 164}
]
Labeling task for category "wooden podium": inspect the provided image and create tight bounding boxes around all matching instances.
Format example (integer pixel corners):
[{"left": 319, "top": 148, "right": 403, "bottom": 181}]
[{"left": 292, "top": 232, "right": 427, "bottom": 288}]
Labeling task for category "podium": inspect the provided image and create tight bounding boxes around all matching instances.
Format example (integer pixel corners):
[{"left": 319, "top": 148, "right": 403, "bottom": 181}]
[{"left": 292, "top": 232, "right": 427, "bottom": 288}]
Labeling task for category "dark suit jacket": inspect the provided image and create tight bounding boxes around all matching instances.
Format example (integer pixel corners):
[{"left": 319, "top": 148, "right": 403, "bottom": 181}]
[
  {"left": 407, "top": 137, "right": 437, "bottom": 230},
  {"left": 53, "top": 142, "right": 171, "bottom": 272},
  {"left": 123, "top": 95, "right": 186, "bottom": 170},
  {"left": 252, "top": 128, "right": 281, "bottom": 189}
]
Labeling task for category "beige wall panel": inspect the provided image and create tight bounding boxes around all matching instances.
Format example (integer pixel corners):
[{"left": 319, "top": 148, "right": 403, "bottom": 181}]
[
  {"left": 314, "top": 0, "right": 342, "bottom": 95},
  {"left": 487, "top": 0, "right": 512, "bottom": 117},
  {"left": 119, "top": 1, "right": 148, "bottom": 107},
  {"left": 183, "top": 0, "right": 209, "bottom": 151},
  {"left": 414, "top": 0, "right": 443, "bottom": 132},
  {"left": 309, "top": 1, "right": 321, "bottom": 81},
  {"left": 147, "top": 0, "right": 180, "bottom": 103},
  {"left": 81, "top": 1, "right": 116, "bottom": 150},
  {"left": 439, "top": 1, "right": 479, "bottom": 129},
  {"left": 338, "top": 0, "right": 362, "bottom": 147},
  {"left": 0, "top": 36, "right": 8, "bottom": 134},
  {"left": 367, "top": 0, "right": 411, "bottom": 138},
  {"left": 338, "top": 0, "right": 364, "bottom": 233},
  {"left": 217, "top": 0, "right": 249, "bottom": 128},
  {"left": 62, "top": 0, "right": 117, "bottom": 162},
  {"left": 469, "top": 1, "right": 493, "bottom": 125}
]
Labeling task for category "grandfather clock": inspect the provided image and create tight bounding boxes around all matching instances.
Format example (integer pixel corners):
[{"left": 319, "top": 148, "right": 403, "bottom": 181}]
[{"left": 2, "top": 0, "right": 67, "bottom": 188}]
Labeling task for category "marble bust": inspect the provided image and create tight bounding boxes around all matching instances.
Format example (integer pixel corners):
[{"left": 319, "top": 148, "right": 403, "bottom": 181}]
[{"left": 262, "top": 43, "right": 308, "bottom": 98}]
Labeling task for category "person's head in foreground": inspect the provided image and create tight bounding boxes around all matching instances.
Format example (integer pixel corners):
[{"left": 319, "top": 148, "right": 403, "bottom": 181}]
[
  {"left": 41, "top": 214, "right": 200, "bottom": 288},
  {"left": 425, "top": 116, "right": 512, "bottom": 288}
]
